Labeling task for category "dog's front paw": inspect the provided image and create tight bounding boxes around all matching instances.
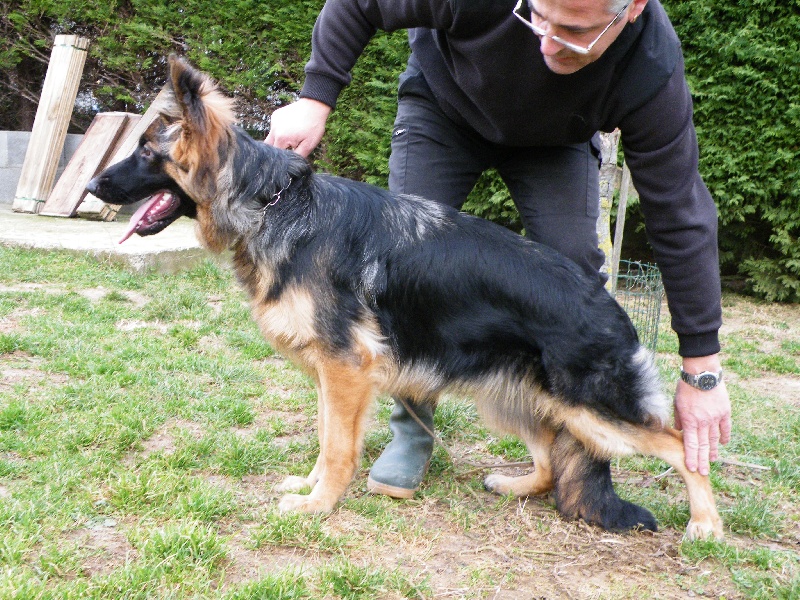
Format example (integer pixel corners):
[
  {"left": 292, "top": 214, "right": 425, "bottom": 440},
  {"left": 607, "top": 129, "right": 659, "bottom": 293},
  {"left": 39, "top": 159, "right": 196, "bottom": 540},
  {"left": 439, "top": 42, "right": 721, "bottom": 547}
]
[
  {"left": 276, "top": 475, "right": 313, "bottom": 493},
  {"left": 484, "top": 469, "right": 551, "bottom": 497},
  {"left": 685, "top": 516, "right": 724, "bottom": 541},
  {"left": 278, "top": 493, "right": 334, "bottom": 514},
  {"left": 484, "top": 473, "right": 514, "bottom": 496}
]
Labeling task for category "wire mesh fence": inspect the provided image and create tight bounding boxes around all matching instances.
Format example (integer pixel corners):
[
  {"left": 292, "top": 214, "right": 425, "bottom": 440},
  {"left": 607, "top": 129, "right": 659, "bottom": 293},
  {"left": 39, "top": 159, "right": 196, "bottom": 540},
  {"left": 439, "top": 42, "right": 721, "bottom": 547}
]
[{"left": 613, "top": 260, "right": 664, "bottom": 353}]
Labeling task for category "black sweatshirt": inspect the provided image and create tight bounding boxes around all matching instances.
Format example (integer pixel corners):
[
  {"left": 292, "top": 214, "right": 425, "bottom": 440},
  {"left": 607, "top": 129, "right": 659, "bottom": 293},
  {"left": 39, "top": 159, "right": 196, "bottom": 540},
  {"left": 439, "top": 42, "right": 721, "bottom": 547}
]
[{"left": 298, "top": 0, "right": 722, "bottom": 358}]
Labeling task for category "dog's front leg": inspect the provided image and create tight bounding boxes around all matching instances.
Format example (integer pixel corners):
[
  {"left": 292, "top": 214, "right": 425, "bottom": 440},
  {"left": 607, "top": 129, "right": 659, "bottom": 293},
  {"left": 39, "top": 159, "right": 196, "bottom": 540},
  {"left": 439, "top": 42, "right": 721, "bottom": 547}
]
[
  {"left": 484, "top": 423, "right": 556, "bottom": 497},
  {"left": 278, "top": 359, "right": 375, "bottom": 513},
  {"left": 276, "top": 393, "right": 326, "bottom": 494}
]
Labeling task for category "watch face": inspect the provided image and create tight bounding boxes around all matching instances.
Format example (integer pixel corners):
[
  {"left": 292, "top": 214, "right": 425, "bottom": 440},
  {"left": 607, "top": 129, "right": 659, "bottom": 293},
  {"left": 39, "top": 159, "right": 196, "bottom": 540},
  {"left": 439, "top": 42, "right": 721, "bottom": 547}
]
[{"left": 697, "top": 373, "right": 718, "bottom": 390}]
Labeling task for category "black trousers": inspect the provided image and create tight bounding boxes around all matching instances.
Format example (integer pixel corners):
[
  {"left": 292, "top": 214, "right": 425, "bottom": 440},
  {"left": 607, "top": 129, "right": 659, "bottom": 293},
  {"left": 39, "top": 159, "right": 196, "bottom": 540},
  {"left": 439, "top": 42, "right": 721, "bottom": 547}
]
[{"left": 388, "top": 82, "right": 606, "bottom": 281}]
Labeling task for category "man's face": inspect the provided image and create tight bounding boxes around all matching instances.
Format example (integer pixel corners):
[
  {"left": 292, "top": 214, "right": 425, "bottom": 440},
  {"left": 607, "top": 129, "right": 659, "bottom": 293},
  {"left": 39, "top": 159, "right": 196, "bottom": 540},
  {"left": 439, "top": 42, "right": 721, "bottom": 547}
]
[{"left": 526, "top": 0, "right": 635, "bottom": 74}]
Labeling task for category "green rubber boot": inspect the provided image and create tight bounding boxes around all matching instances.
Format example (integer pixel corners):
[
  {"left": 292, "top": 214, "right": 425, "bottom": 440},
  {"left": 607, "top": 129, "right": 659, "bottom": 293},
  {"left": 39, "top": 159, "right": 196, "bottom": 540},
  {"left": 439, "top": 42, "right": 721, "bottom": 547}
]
[{"left": 367, "top": 399, "right": 435, "bottom": 499}]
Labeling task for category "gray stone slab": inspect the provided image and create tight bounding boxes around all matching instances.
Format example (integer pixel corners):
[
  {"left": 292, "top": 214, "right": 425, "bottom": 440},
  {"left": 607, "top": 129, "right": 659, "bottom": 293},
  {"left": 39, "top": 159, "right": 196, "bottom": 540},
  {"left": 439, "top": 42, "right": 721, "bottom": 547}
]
[{"left": 0, "top": 203, "right": 219, "bottom": 274}]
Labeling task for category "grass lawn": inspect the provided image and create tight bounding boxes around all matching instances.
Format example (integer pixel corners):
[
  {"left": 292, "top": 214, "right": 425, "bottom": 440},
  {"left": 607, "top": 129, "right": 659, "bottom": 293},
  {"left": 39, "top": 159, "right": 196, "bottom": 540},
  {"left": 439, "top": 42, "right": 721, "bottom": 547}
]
[{"left": 0, "top": 246, "right": 798, "bottom": 599}]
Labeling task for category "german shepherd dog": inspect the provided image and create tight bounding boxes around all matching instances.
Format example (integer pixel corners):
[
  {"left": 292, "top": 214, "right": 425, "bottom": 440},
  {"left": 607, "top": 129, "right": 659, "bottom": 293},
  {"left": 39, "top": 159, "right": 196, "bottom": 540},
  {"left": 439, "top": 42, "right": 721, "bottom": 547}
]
[{"left": 87, "top": 56, "right": 722, "bottom": 540}]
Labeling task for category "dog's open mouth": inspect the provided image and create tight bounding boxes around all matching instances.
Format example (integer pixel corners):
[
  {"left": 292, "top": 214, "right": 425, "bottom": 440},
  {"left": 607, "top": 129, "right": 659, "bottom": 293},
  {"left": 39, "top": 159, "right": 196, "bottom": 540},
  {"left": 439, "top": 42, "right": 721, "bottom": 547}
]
[{"left": 118, "top": 191, "right": 182, "bottom": 244}]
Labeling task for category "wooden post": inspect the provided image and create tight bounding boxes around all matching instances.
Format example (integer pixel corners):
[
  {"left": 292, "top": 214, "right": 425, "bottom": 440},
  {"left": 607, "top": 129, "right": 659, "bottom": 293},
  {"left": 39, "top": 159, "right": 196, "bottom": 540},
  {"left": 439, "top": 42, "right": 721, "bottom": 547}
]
[
  {"left": 597, "top": 130, "right": 621, "bottom": 288},
  {"left": 77, "top": 87, "right": 172, "bottom": 220},
  {"left": 12, "top": 35, "right": 89, "bottom": 213},
  {"left": 610, "top": 162, "right": 632, "bottom": 295}
]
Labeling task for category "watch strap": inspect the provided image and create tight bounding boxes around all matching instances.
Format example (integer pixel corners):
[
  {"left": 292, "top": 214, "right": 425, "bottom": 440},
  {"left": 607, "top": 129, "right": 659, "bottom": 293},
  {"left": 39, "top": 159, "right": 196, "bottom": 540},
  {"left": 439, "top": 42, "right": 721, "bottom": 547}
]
[{"left": 680, "top": 369, "right": 723, "bottom": 391}]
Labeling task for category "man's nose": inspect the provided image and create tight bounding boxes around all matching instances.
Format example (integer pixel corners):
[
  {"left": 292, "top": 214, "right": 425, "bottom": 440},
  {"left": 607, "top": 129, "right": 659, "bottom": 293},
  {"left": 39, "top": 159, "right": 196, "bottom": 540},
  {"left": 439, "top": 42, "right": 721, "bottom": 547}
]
[{"left": 539, "top": 33, "right": 567, "bottom": 56}]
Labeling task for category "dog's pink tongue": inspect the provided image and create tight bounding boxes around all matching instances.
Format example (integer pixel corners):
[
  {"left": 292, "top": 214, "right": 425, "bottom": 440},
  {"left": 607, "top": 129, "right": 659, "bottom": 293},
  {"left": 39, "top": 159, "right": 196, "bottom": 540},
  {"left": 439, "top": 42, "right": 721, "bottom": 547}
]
[{"left": 118, "top": 192, "right": 170, "bottom": 244}]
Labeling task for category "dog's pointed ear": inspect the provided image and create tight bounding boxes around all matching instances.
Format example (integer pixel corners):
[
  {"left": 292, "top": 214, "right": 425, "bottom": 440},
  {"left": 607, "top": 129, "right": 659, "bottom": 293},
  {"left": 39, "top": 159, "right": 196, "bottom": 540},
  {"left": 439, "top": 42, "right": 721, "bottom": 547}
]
[
  {"left": 168, "top": 54, "right": 208, "bottom": 135},
  {"left": 166, "top": 54, "right": 235, "bottom": 138}
]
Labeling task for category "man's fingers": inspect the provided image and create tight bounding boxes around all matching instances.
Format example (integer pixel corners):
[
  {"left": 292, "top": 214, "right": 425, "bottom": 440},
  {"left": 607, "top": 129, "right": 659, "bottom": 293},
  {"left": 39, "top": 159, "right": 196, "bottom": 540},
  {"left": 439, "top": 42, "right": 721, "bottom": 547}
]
[
  {"left": 696, "top": 422, "right": 711, "bottom": 476},
  {"left": 682, "top": 425, "right": 699, "bottom": 473},
  {"left": 708, "top": 425, "right": 721, "bottom": 462},
  {"left": 293, "top": 139, "right": 314, "bottom": 158},
  {"left": 720, "top": 413, "right": 732, "bottom": 445},
  {"left": 265, "top": 132, "right": 297, "bottom": 151}
]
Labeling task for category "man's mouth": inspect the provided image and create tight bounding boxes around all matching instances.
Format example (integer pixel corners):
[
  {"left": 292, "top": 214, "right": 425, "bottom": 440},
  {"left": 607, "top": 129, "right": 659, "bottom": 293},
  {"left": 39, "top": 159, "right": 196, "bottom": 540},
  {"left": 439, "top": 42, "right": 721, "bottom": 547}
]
[{"left": 118, "top": 191, "right": 182, "bottom": 244}]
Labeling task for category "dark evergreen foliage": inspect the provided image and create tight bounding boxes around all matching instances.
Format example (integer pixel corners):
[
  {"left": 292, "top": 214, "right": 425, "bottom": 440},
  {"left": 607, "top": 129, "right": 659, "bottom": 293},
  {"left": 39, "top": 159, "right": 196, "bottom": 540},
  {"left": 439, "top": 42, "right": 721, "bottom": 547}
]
[{"left": 1, "top": 0, "right": 797, "bottom": 300}]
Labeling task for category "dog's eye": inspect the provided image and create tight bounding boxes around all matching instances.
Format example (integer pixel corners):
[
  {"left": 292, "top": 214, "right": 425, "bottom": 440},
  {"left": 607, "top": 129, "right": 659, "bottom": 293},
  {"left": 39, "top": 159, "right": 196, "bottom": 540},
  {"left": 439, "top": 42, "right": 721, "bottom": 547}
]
[{"left": 141, "top": 146, "right": 154, "bottom": 159}]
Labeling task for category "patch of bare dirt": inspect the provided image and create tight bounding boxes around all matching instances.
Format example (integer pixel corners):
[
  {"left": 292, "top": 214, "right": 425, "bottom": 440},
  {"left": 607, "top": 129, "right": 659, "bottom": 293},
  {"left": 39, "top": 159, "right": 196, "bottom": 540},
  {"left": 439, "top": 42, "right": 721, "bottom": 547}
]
[
  {"left": 222, "top": 527, "right": 322, "bottom": 586},
  {"left": 0, "top": 351, "right": 70, "bottom": 390},
  {"left": 67, "top": 518, "right": 138, "bottom": 578},
  {"left": 78, "top": 287, "right": 150, "bottom": 308},
  {"left": 264, "top": 493, "right": 742, "bottom": 599},
  {"left": 737, "top": 375, "right": 800, "bottom": 407},
  {"left": 121, "top": 418, "right": 206, "bottom": 467},
  {"left": 115, "top": 319, "right": 171, "bottom": 334},
  {"left": 0, "top": 316, "right": 17, "bottom": 334},
  {"left": 720, "top": 297, "right": 800, "bottom": 360}
]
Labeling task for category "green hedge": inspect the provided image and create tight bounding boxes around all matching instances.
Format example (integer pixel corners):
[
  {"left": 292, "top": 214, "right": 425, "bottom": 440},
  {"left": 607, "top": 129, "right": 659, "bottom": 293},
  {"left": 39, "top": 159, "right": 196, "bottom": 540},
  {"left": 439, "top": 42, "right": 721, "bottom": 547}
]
[
  {"left": 1, "top": 1, "right": 798, "bottom": 300},
  {"left": 663, "top": 0, "right": 800, "bottom": 301},
  {"left": 0, "top": 0, "right": 327, "bottom": 127}
]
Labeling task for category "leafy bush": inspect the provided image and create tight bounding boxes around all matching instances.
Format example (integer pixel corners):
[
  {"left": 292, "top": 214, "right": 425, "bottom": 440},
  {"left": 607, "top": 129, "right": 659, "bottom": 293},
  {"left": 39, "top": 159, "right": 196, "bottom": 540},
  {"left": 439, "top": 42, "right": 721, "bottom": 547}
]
[
  {"left": 0, "top": 0, "right": 326, "bottom": 130},
  {"left": 662, "top": 0, "right": 800, "bottom": 301}
]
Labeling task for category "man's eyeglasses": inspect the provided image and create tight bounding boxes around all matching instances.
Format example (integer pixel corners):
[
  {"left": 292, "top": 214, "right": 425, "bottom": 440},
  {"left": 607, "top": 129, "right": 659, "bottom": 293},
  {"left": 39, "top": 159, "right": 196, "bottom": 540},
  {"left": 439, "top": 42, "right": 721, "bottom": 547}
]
[{"left": 512, "top": 0, "right": 631, "bottom": 55}]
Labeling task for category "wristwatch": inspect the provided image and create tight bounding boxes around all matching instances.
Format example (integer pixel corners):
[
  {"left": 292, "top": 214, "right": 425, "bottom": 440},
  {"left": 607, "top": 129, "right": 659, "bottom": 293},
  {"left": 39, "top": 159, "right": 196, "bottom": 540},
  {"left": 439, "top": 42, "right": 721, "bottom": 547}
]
[{"left": 680, "top": 369, "right": 723, "bottom": 391}]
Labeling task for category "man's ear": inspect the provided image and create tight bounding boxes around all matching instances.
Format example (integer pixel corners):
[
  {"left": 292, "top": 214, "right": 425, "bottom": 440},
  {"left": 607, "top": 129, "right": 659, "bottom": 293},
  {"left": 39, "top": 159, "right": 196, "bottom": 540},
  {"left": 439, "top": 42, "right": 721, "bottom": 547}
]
[{"left": 627, "top": 0, "right": 649, "bottom": 23}]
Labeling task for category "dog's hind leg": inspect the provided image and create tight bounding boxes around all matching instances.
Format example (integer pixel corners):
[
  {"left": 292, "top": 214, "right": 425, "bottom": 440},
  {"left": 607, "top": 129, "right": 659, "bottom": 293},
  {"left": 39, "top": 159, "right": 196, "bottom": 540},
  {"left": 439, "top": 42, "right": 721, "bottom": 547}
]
[
  {"left": 563, "top": 413, "right": 723, "bottom": 540},
  {"left": 484, "top": 423, "right": 556, "bottom": 497},
  {"left": 278, "top": 357, "right": 375, "bottom": 514},
  {"left": 550, "top": 429, "right": 659, "bottom": 533}
]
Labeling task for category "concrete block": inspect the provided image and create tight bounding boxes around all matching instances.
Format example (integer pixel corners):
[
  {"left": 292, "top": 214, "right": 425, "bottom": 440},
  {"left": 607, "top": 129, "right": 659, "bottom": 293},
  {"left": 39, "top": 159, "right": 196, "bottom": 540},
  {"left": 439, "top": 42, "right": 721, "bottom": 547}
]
[
  {"left": 6, "top": 131, "right": 33, "bottom": 166},
  {"left": 0, "top": 170, "right": 19, "bottom": 202},
  {"left": 0, "top": 130, "right": 84, "bottom": 204},
  {"left": 61, "top": 133, "right": 84, "bottom": 167}
]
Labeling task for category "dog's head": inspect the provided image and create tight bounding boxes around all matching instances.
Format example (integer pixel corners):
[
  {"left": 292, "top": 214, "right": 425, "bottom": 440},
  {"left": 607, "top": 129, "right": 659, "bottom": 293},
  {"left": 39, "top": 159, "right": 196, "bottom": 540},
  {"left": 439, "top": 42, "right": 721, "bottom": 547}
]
[{"left": 86, "top": 55, "right": 236, "bottom": 243}]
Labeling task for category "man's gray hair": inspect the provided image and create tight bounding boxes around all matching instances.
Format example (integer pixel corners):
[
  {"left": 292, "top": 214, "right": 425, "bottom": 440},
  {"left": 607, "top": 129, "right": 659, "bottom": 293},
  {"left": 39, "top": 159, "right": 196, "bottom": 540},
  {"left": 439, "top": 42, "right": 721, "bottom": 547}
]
[
  {"left": 527, "top": 0, "right": 631, "bottom": 16},
  {"left": 607, "top": 0, "right": 631, "bottom": 14}
]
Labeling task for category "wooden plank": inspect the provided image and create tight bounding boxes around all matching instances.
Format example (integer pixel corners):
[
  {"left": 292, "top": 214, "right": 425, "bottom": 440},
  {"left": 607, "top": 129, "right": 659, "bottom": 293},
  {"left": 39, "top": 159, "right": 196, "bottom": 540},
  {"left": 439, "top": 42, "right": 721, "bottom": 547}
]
[
  {"left": 40, "top": 112, "right": 138, "bottom": 217},
  {"left": 77, "top": 87, "right": 172, "bottom": 221},
  {"left": 610, "top": 162, "right": 633, "bottom": 295},
  {"left": 597, "top": 130, "right": 621, "bottom": 288},
  {"left": 12, "top": 35, "right": 90, "bottom": 213}
]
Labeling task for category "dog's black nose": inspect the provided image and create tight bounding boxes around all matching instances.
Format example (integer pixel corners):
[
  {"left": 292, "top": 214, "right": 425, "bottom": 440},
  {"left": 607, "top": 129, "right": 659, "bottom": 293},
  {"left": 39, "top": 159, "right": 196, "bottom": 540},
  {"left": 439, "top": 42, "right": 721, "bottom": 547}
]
[{"left": 85, "top": 178, "right": 99, "bottom": 195}]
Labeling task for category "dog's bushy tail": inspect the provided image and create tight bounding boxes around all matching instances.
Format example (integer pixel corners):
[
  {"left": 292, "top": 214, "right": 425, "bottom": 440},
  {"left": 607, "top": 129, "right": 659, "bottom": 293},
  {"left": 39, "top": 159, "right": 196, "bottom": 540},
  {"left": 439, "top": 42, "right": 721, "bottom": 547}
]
[{"left": 551, "top": 429, "right": 658, "bottom": 532}]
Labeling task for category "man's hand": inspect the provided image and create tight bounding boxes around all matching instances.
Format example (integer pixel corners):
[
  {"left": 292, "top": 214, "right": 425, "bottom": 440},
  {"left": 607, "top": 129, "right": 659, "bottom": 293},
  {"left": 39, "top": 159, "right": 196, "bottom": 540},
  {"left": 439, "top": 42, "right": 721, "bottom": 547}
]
[
  {"left": 265, "top": 98, "right": 332, "bottom": 158},
  {"left": 674, "top": 354, "right": 731, "bottom": 476}
]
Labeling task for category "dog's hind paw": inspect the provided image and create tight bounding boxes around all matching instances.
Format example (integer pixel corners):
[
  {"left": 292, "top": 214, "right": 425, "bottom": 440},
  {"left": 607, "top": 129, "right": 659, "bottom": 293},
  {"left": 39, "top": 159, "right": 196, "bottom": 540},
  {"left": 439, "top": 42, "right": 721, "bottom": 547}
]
[
  {"left": 601, "top": 499, "right": 658, "bottom": 533},
  {"left": 276, "top": 475, "right": 313, "bottom": 493},
  {"left": 684, "top": 517, "right": 724, "bottom": 541},
  {"left": 570, "top": 496, "right": 658, "bottom": 533}
]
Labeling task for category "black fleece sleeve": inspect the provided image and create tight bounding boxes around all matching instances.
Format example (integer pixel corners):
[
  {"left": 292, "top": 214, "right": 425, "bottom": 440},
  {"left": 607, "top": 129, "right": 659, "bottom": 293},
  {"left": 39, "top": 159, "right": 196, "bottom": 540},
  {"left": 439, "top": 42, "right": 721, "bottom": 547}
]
[
  {"left": 620, "top": 58, "right": 722, "bottom": 358},
  {"left": 299, "top": 0, "right": 454, "bottom": 108}
]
